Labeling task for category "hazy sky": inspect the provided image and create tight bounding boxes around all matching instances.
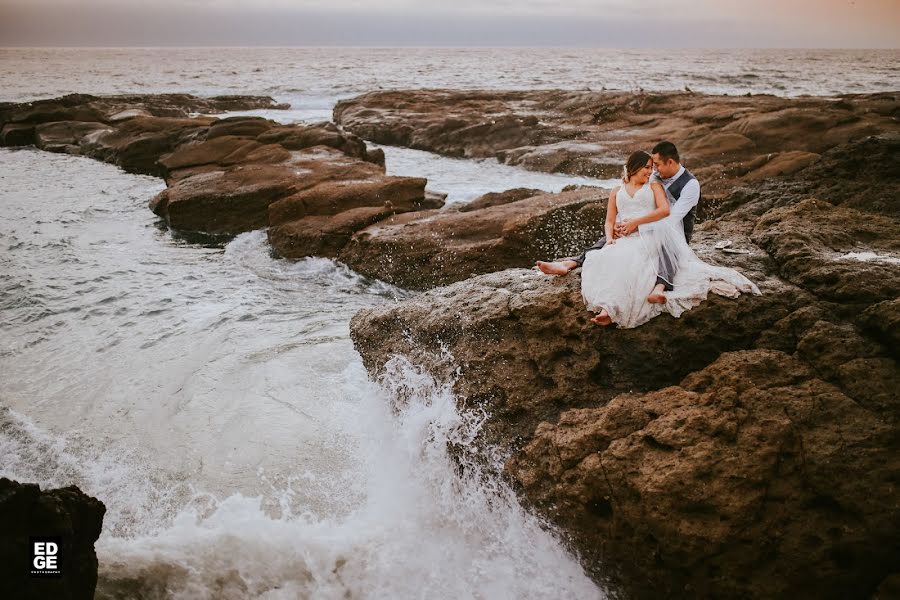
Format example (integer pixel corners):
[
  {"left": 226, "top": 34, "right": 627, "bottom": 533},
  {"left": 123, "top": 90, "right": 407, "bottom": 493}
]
[{"left": 1, "top": 0, "right": 898, "bottom": 47}]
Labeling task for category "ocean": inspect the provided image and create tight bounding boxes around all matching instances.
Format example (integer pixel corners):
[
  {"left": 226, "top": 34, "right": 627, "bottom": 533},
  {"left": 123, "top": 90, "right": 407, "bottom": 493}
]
[{"left": 1, "top": 47, "right": 897, "bottom": 598}]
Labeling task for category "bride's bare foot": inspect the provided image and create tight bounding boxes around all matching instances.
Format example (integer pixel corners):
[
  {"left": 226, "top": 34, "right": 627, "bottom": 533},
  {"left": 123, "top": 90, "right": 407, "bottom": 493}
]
[
  {"left": 591, "top": 309, "right": 612, "bottom": 326},
  {"left": 647, "top": 283, "right": 667, "bottom": 304},
  {"left": 536, "top": 260, "right": 577, "bottom": 275}
]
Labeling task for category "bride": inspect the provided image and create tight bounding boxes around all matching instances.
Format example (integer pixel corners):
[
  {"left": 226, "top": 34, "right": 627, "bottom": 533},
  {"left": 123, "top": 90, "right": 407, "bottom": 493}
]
[{"left": 582, "top": 150, "right": 760, "bottom": 328}]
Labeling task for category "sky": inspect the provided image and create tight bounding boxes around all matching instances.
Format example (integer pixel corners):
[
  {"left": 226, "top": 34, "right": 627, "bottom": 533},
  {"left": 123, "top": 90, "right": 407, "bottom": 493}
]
[{"left": 0, "top": 0, "right": 898, "bottom": 47}]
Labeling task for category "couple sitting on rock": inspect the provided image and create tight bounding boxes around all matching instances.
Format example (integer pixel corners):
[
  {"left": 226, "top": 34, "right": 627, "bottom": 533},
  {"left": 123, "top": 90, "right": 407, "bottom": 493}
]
[{"left": 537, "top": 141, "right": 760, "bottom": 328}]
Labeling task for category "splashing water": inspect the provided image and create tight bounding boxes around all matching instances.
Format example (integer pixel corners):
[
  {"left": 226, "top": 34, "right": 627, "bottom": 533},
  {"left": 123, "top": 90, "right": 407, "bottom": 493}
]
[{"left": 0, "top": 148, "right": 602, "bottom": 598}]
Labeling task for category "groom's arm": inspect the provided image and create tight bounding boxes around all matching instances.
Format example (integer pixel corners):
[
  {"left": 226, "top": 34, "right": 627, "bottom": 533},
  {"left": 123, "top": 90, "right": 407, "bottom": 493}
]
[{"left": 667, "top": 179, "right": 701, "bottom": 224}]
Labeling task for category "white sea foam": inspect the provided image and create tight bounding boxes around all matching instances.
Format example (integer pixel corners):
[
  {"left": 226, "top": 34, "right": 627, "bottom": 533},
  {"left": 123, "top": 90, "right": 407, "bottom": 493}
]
[
  {"left": 0, "top": 148, "right": 602, "bottom": 598},
  {"left": 838, "top": 251, "right": 900, "bottom": 265}
]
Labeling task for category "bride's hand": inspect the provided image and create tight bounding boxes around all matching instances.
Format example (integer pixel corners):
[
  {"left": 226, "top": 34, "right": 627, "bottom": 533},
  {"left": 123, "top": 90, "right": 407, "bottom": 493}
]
[{"left": 620, "top": 220, "right": 638, "bottom": 236}]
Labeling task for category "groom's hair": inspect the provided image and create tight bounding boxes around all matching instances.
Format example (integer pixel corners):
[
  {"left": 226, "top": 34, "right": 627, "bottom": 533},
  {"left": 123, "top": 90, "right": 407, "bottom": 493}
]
[{"left": 652, "top": 141, "right": 680, "bottom": 163}]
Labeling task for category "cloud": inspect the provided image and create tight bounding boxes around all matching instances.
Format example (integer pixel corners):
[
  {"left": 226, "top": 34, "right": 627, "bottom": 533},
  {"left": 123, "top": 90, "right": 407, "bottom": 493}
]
[{"left": 0, "top": 0, "right": 897, "bottom": 47}]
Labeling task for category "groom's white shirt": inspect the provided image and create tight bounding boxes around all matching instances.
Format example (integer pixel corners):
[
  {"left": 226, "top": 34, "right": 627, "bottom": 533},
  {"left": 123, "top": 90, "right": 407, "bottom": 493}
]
[{"left": 653, "top": 165, "right": 700, "bottom": 229}]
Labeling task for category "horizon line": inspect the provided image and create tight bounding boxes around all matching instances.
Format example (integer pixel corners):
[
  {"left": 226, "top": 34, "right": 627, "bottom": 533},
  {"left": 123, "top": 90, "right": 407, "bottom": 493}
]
[{"left": 3, "top": 45, "right": 898, "bottom": 50}]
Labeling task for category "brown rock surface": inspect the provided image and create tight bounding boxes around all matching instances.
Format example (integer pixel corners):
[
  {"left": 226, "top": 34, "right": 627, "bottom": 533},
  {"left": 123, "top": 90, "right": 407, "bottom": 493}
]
[
  {"left": 349, "top": 133, "right": 900, "bottom": 598},
  {"left": 454, "top": 187, "right": 542, "bottom": 212},
  {"left": 1, "top": 94, "right": 418, "bottom": 240},
  {"left": 506, "top": 350, "right": 899, "bottom": 599},
  {"left": 335, "top": 90, "right": 899, "bottom": 197},
  {"left": 338, "top": 188, "right": 608, "bottom": 290}
]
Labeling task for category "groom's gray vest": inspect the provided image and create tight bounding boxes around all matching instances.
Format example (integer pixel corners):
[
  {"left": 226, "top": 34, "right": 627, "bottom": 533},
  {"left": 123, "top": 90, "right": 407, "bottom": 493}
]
[{"left": 666, "top": 169, "right": 699, "bottom": 243}]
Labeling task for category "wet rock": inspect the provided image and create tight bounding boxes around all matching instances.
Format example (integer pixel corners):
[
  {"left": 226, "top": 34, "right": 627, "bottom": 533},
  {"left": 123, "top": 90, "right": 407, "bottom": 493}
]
[
  {"left": 34, "top": 121, "right": 113, "bottom": 154},
  {"left": 0, "top": 477, "right": 106, "bottom": 600},
  {"left": 338, "top": 188, "right": 608, "bottom": 290},
  {"left": 150, "top": 161, "right": 314, "bottom": 235},
  {"left": 80, "top": 116, "right": 212, "bottom": 176},
  {"left": 267, "top": 173, "right": 428, "bottom": 259},
  {"left": 1, "top": 123, "right": 37, "bottom": 146},
  {"left": 752, "top": 198, "right": 900, "bottom": 304},
  {"left": 454, "top": 187, "right": 542, "bottom": 212}
]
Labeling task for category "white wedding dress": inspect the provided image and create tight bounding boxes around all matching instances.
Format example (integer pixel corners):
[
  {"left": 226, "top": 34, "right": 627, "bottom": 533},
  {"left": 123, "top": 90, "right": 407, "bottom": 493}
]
[{"left": 581, "top": 182, "right": 760, "bottom": 328}]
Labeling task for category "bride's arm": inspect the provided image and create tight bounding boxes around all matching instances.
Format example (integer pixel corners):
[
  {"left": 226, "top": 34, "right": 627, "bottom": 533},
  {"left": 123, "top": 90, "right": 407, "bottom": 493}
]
[
  {"left": 621, "top": 182, "right": 670, "bottom": 234},
  {"left": 605, "top": 187, "right": 619, "bottom": 244}
]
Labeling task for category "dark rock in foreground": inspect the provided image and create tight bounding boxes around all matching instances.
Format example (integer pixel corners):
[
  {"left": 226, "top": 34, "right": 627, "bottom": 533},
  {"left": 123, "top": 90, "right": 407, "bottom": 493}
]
[{"left": 0, "top": 478, "right": 106, "bottom": 600}]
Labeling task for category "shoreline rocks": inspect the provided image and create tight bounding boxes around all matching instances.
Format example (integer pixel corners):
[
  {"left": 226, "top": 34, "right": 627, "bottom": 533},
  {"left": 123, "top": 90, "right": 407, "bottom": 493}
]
[
  {"left": 350, "top": 132, "right": 900, "bottom": 599},
  {"left": 0, "top": 95, "right": 432, "bottom": 245},
  {"left": 334, "top": 90, "right": 898, "bottom": 199},
  {"left": 4, "top": 90, "right": 899, "bottom": 599}
]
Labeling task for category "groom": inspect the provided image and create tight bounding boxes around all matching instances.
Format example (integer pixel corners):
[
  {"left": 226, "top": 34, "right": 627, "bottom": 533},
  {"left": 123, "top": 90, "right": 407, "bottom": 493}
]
[{"left": 536, "top": 141, "right": 700, "bottom": 304}]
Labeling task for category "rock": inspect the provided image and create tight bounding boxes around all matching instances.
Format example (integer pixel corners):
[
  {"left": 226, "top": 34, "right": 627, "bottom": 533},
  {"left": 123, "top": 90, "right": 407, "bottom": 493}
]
[
  {"left": 420, "top": 190, "right": 447, "bottom": 210},
  {"left": 256, "top": 123, "right": 371, "bottom": 162},
  {"left": 150, "top": 164, "right": 303, "bottom": 234},
  {"left": 267, "top": 174, "right": 428, "bottom": 259},
  {"left": 335, "top": 90, "right": 899, "bottom": 198},
  {"left": 873, "top": 574, "right": 900, "bottom": 600},
  {"left": 206, "top": 116, "right": 274, "bottom": 139},
  {"left": 350, "top": 268, "right": 805, "bottom": 445},
  {"left": 455, "top": 187, "right": 541, "bottom": 212},
  {"left": 1, "top": 123, "right": 36, "bottom": 146},
  {"left": 858, "top": 298, "right": 900, "bottom": 359},
  {"left": 744, "top": 150, "right": 820, "bottom": 180},
  {"left": 0, "top": 477, "right": 106, "bottom": 600},
  {"left": 34, "top": 121, "right": 113, "bottom": 154},
  {"left": 349, "top": 129, "right": 899, "bottom": 598},
  {"left": 338, "top": 188, "right": 608, "bottom": 290},
  {"left": 506, "top": 350, "right": 900, "bottom": 600},
  {"left": 709, "top": 134, "right": 900, "bottom": 241},
  {"left": 157, "top": 135, "right": 291, "bottom": 178},
  {"left": 0, "top": 93, "right": 284, "bottom": 128},
  {"left": 267, "top": 205, "right": 399, "bottom": 258},
  {"left": 1, "top": 93, "right": 403, "bottom": 237},
  {"left": 685, "top": 131, "right": 756, "bottom": 155},
  {"left": 752, "top": 198, "right": 900, "bottom": 304},
  {"left": 81, "top": 116, "right": 212, "bottom": 176}
]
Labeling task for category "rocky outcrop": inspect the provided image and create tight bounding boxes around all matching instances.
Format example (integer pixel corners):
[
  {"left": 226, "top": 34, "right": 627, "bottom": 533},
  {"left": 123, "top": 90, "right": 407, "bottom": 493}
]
[
  {"left": 335, "top": 90, "right": 899, "bottom": 198},
  {"left": 507, "top": 350, "right": 899, "bottom": 599},
  {"left": 0, "top": 478, "right": 106, "bottom": 600},
  {"left": 337, "top": 188, "right": 607, "bottom": 290},
  {"left": 1, "top": 95, "right": 427, "bottom": 240},
  {"left": 350, "top": 133, "right": 900, "bottom": 598}
]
